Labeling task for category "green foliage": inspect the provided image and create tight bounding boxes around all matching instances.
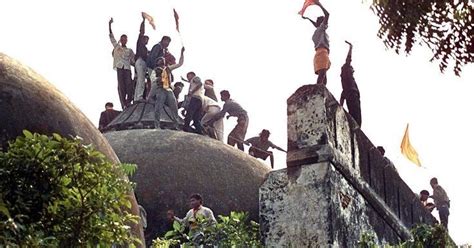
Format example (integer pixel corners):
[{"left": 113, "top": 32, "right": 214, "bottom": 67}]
[
  {"left": 359, "top": 224, "right": 456, "bottom": 248},
  {"left": 359, "top": 232, "right": 378, "bottom": 248},
  {"left": 371, "top": 0, "right": 473, "bottom": 75},
  {"left": 152, "top": 211, "right": 262, "bottom": 248},
  {"left": 0, "top": 130, "right": 140, "bottom": 247}
]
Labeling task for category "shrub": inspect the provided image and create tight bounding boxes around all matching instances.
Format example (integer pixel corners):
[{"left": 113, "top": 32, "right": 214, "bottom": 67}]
[
  {"left": 152, "top": 211, "right": 262, "bottom": 248},
  {"left": 358, "top": 224, "right": 455, "bottom": 248},
  {"left": 0, "top": 131, "right": 139, "bottom": 247}
]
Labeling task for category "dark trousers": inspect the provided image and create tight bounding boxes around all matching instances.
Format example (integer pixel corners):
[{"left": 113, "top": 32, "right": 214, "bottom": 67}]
[
  {"left": 117, "top": 68, "right": 133, "bottom": 110},
  {"left": 346, "top": 93, "right": 361, "bottom": 126},
  {"left": 438, "top": 205, "right": 450, "bottom": 229},
  {"left": 184, "top": 96, "right": 203, "bottom": 134}
]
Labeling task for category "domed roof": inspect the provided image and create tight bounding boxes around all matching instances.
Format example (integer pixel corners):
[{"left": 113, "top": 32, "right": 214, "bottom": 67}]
[
  {"left": 104, "top": 129, "right": 271, "bottom": 242},
  {"left": 0, "top": 53, "right": 113, "bottom": 157},
  {"left": 0, "top": 53, "right": 145, "bottom": 245}
]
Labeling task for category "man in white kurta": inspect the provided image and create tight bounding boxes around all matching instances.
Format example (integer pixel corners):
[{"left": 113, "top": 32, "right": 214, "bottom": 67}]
[
  {"left": 201, "top": 96, "right": 224, "bottom": 142},
  {"left": 174, "top": 193, "right": 216, "bottom": 241}
]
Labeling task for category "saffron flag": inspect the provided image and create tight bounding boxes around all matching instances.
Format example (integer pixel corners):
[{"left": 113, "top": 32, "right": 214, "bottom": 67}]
[
  {"left": 298, "top": 0, "right": 318, "bottom": 16},
  {"left": 173, "top": 8, "right": 180, "bottom": 33},
  {"left": 400, "top": 124, "right": 422, "bottom": 167},
  {"left": 142, "top": 12, "right": 156, "bottom": 30}
]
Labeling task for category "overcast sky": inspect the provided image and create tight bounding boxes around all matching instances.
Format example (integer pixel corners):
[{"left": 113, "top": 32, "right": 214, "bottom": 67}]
[{"left": 1, "top": 0, "right": 473, "bottom": 245}]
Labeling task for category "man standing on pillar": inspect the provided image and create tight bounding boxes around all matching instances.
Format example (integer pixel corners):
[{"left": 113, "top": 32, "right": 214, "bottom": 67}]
[
  {"left": 134, "top": 14, "right": 150, "bottom": 102},
  {"left": 109, "top": 18, "right": 135, "bottom": 109},
  {"left": 339, "top": 41, "right": 361, "bottom": 126},
  {"left": 302, "top": 0, "right": 330, "bottom": 85}
]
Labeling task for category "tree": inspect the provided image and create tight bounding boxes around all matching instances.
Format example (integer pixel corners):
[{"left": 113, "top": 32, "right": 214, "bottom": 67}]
[
  {"left": 0, "top": 131, "right": 140, "bottom": 247},
  {"left": 371, "top": 0, "right": 473, "bottom": 75}
]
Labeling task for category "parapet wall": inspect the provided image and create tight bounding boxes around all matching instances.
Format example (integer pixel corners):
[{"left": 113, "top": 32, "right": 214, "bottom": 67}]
[{"left": 260, "top": 85, "right": 436, "bottom": 247}]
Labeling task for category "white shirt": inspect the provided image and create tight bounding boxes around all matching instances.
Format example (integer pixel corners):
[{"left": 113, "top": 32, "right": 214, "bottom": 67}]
[
  {"left": 110, "top": 33, "right": 135, "bottom": 70},
  {"left": 201, "top": 95, "right": 219, "bottom": 110},
  {"left": 175, "top": 206, "right": 216, "bottom": 228},
  {"left": 188, "top": 76, "right": 205, "bottom": 98}
]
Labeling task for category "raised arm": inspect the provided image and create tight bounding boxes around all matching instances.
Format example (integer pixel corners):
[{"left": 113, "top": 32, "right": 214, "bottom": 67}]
[
  {"left": 302, "top": 16, "right": 318, "bottom": 28},
  {"left": 316, "top": 2, "right": 330, "bottom": 24},
  {"left": 139, "top": 19, "right": 145, "bottom": 36},
  {"left": 109, "top": 18, "right": 118, "bottom": 47},
  {"left": 345, "top": 41, "right": 353, "bottom": 65},
  {"left": 109, "top": 17, "right": 113, "bottom": 34},
  {"left": 169, "top": 47, "right": 185, "bottom": 71}
]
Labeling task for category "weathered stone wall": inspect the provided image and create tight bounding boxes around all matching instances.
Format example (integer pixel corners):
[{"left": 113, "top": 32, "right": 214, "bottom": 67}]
[
  {"left": 260, "top": 85, "right": 436, "bottom": 246},
  {"left": 260, "top": 162, "right": 402, "bottom": 247}
]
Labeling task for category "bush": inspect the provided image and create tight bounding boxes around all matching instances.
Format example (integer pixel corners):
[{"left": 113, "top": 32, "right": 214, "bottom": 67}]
[
  {"left": 0, "top": 131, "right": 139, "bottom": 247},
  {"left": 152, "top": 211, "right": 262, "bottom": 248},
  {"left": 358, "top": 224, "right": 455, "bottom": 248}
]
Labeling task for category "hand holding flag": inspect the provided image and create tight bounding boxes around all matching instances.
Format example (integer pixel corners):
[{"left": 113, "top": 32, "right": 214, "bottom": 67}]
[
  {"left": 141, "top": 12, "right": 156, "bottom": 30},
  {"left": 298, "top": 0, "right": 319, "bottom": 16}
]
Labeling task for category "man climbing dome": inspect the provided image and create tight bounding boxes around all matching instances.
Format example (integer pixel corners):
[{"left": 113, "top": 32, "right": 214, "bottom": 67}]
[{"left": 245, "top": 129, "right": 286, "bottom": 169}]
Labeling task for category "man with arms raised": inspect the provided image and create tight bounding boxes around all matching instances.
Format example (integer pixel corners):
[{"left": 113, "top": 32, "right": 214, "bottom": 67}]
[
  {"left": 109, "top": 18, "right": 135, "bottom": 109},
  {"left": 302, "top": 0, "right": 330, "bottom": 85}
]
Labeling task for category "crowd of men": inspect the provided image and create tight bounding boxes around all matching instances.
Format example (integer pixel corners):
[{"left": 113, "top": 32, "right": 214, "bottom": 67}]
[
  {"left": 99, "top": 2, "right": 365, "bottom": 169},
  {"left": 100, "top": 13, "right": 286, "bottom": 168},
  {"left": 100, "top": 1, "right": 453, "bottom": 242}
]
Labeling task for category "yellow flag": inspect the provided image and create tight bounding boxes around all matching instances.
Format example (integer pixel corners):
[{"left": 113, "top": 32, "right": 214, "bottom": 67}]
[{"left": 400, "top": 124, "right": 421, "bottom": 166}]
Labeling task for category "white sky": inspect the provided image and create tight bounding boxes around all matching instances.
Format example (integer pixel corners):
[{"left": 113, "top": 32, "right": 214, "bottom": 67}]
[{"left": 1, "top": 0, "right": 473, "bottom": 245}]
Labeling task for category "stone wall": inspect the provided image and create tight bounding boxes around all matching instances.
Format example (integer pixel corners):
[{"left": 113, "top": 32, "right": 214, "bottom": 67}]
[{"left": 260, "top": 85, "right": 436, "bottom": 246}]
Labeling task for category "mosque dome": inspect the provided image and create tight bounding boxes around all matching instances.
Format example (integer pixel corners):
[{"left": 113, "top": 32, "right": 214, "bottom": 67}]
[{"left": 104, "top": 129, "right": 270, "bottom": 242}]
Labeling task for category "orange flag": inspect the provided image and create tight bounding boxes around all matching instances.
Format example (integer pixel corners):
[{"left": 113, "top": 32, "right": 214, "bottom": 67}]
[
  {"left": 400, "top": 124, "right": 422, "bottom": 167},
  {"left": 173, "top": 8, "right": 180, "bottom": 33},
  {"left": 298, "top": 0, "right": 318, "bottom": 16},
  {"left": 142, "top": 12, "right": 156, "bottom": 30}
]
